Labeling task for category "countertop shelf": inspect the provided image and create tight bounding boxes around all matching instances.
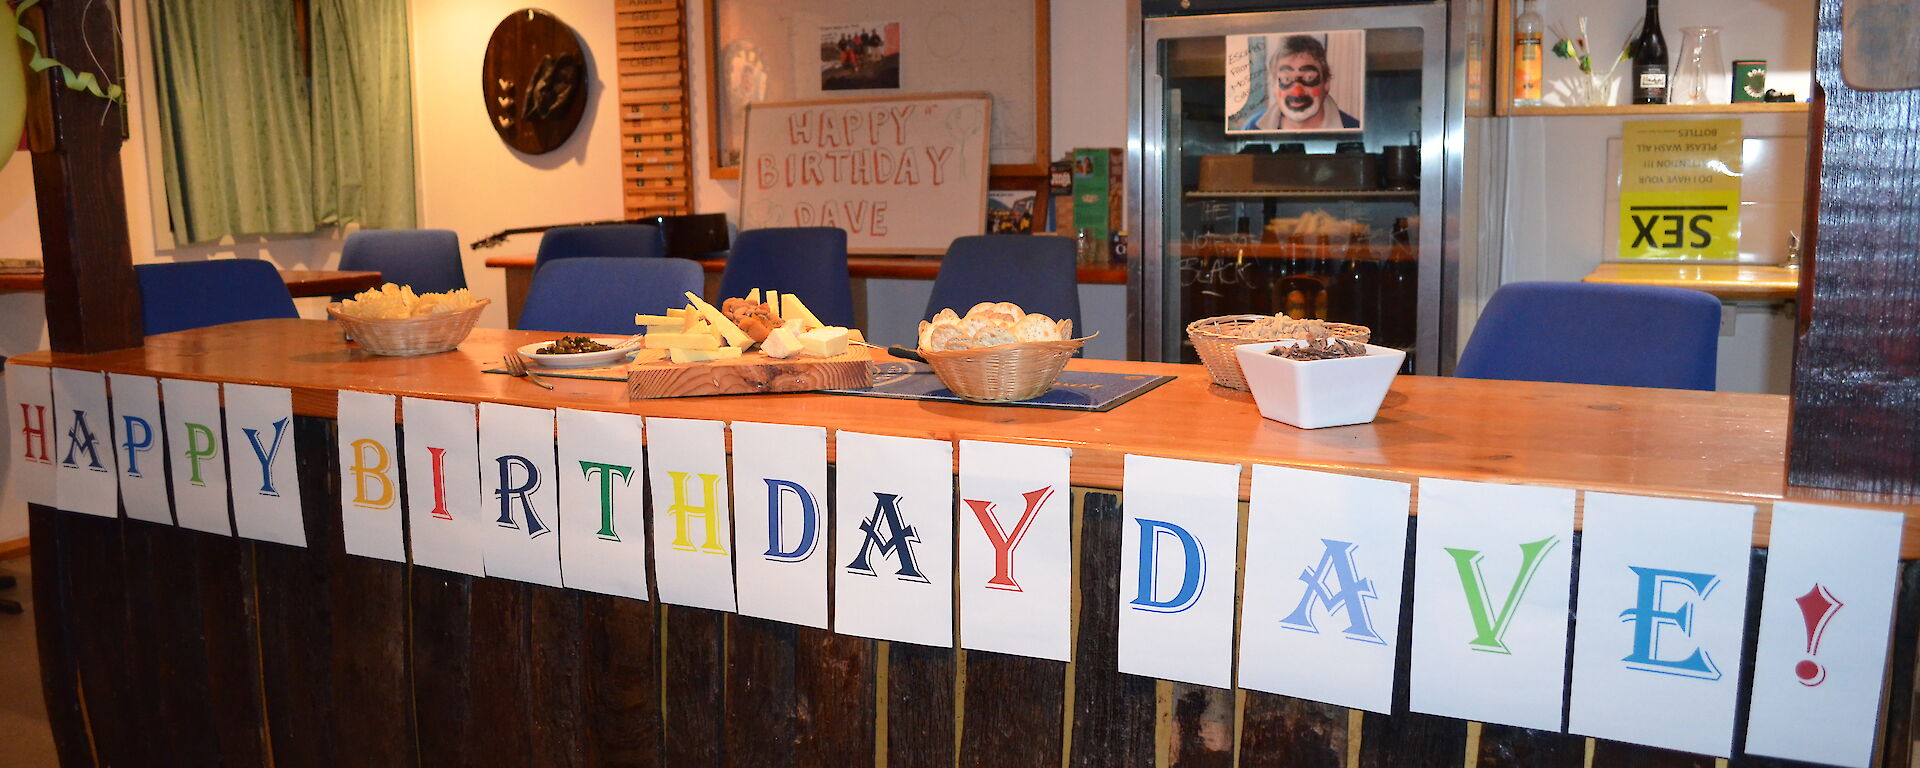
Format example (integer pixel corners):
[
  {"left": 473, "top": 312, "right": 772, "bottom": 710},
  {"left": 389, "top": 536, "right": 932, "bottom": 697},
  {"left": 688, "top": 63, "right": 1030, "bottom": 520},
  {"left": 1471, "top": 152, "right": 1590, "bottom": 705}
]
[
  {"left": 1509, "top": 102, "right": 1809, "bottom": 117},
  {"left": 1582, "top": 262, "right": 1800, "bottom": 301},
  {"left": 1184, "top": 189, "right": 1419, "bottom": 201}
]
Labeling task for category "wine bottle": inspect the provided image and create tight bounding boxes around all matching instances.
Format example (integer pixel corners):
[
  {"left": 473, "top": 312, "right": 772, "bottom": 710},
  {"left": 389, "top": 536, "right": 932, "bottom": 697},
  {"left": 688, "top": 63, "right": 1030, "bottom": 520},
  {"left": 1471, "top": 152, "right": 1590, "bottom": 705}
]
[
  {"left": 1328, "top": 226, "right": 1377, "bottom": 330},
  {"left": 1513, "top": 0, "right": 1544, "bottom": 107},
  {"left": 1632, "top": 0, "right": 1669, "bottom": 104}
]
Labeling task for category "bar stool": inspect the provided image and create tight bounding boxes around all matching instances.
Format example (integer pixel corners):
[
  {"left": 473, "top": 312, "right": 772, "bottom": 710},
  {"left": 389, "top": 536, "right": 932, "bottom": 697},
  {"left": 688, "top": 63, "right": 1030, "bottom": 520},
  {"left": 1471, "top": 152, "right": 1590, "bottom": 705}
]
[
  {"left": 534, "top": 224, "right": 664, "bottom": 274},
  {"left": 716, "top": 227, "right": 854, "bottom": 328},
  {"left": 517, "top": 256, "right": 704, "bottom": 336},
  {"left": 334, "top": 229, "right": 467, "bottom": 300},
  {"left": 135, "top": 260, "right": 299, "bottom": 335},
  {"left": 1455, "top": 281, "right": 1721, "bottom": 391},
  {"left": 924, "top": 235, "right": 1082, "bottom": 332}
]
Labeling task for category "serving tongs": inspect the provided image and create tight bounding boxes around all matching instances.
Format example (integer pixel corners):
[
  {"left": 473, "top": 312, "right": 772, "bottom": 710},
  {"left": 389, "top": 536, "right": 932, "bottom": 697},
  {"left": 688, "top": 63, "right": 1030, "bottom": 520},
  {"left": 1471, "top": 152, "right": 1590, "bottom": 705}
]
[{"left": 501, "top": 352, "right": 555, "bottom": 390}]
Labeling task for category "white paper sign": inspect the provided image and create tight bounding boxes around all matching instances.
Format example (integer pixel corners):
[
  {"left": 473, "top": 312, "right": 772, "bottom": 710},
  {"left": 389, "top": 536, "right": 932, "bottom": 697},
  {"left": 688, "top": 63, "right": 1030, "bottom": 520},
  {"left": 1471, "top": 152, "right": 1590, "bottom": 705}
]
[
  {"left": 108, "top": 374, "right": 172, "bottom": 525},
  {"left": 8, "top": 365, "right": 55, "bottom": 507},
  {"left": 1118, "top": 454, "right": 1241, "bottom": 689},
  {"left": 401, "top": 397, "right": 485, "bottom": 576},
  {"left": 477, "top": 403, "right": 562, "bottom": 586},
  {"left": 958, "top": 440, "right": 1073, "bottom": 662},
  {"left": 51, "top": 368, "right": 118, "bottom": 518},
  {"left": 1744, "top": 502, "right": 1904, "bottom": 768},
  {"left": 646, "top": 417, "right": 737, "bottom": 612},
  {"left": 1568, "top": 492, "right": 1755, "bottom": 757},
  {"left": 224, "top": 384, "right": 306, "bottom": 547},
  {"left": 732, "top": 421, "right": 830, "bottom": 629},
  {"left": 337, "top": 391, "right": 404, "bottom": 562},
  {"left": 557, "top": 408, "right": 650, "bottom": 600},
  {"left": 834, "top": 431, "right": 954, "bottom": 647},
  {"left": 1409, "top": 479, "right": 1575, "bottom": 730},
  {"left": 1239, "top": 465, "right": 1410, "bottom": 711},
  {"left": 161, "top": 378, "right": 231, "bottom": 535}
]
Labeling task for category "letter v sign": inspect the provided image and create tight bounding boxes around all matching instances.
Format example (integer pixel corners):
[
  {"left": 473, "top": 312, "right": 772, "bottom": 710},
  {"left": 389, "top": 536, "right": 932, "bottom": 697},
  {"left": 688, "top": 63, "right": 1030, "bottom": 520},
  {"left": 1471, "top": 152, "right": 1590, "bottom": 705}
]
[
  {"left": 1446, "top": 536, "right": 1560, "bottom": 654},
  {"left": 965, "top": 486, "right": 1054, "bottom": 591}
]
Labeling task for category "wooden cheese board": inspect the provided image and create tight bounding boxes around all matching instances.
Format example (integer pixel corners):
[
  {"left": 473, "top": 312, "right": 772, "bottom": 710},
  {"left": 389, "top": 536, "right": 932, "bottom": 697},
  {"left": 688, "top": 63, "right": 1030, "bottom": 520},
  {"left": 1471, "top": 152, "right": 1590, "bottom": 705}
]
[{"left": 625, "top": 346, "right": 875, "bottom": 399}]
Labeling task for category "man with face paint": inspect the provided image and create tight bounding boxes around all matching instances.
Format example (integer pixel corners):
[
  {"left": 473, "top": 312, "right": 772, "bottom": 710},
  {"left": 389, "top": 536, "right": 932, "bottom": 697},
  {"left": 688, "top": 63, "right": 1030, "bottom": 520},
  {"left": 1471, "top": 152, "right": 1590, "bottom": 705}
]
[{"left": 1242, "top": 35, "right": 1359, "bottom": 131}]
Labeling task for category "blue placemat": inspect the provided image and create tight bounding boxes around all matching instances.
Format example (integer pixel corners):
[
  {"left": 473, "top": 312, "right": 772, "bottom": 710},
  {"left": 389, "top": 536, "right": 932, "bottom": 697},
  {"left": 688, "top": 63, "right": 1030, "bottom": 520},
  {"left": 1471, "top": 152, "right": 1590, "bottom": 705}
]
[{"left": 822, "top": 362, "right": 1173, "bottom": 412}]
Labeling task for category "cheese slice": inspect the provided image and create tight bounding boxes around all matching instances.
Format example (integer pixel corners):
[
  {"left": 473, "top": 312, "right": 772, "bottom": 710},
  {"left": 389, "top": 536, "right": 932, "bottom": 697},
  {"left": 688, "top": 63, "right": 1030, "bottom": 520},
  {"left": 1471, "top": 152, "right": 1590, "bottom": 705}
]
[
  {"left": 665, "top": 307, "right": 692, "bottom": 318},
  {"left": 782, "top": 294, "right": 824, "bottom": 330},
  {"left": 798, "top": 326, "right": 849, "bottom": 357},
  {"left": 767, "top": 291, "right": 781, "bottom": 319},
  {"left": 763, "top": 328, "right": 803, "bottom": 359},
  {"left": 846, "top": 328, "right": 865, "bottom": 345},
  {"left": 746, "top": 288, "right": 761, "bottom": 304},
  {"left": 684, "top": 292, "right": 753, "bottom": 347},
  {"left": 669, "top": 346, "right": 745, "bottom": 364},
  {"left": 634, "top": 314, "right": 680, "bottom": 326},
  {"left": 631, "top": 348, "right": 669, "bottom": 363},
  {"left": 644, "top": 332, "right": 721, "bottom": 350}
]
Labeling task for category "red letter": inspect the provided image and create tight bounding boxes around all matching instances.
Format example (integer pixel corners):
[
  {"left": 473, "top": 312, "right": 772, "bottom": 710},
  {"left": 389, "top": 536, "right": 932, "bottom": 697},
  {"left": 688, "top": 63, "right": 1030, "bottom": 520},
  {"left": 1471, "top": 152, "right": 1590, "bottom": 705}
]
[
  {"left": 887, "top": 105, "right": 915, "bottom": 144},
  {"left": 18, "top": 403, "right": 47, "bottom": 463},
  {"left": 787, "top": 112, "right": 814, "bottom": 145},
  {"left": 426, "top": 446, "right": 453, "bottom": 520},
  {"left": 966, "top": 486, "right": 1054, "bottom": 591},
  {"left": 924, "top": 146, "right": 954, "bottom": 186},
  {"left": 755, "top": 154, "right": 778, "bottom": 189}
]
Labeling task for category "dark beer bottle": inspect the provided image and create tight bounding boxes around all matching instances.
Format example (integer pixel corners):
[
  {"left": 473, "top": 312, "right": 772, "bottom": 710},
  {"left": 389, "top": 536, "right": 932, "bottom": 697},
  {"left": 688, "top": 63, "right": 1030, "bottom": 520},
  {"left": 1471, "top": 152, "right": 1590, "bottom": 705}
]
[{"left": 1632, "top": 0, "right": 1668, "bottom": 104}]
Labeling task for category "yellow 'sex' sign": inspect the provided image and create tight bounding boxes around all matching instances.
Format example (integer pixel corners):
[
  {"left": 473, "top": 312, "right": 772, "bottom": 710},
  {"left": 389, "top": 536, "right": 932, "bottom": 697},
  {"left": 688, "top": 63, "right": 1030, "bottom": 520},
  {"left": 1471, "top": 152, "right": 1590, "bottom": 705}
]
[{"left": 1618, "top": 119, "right": 1742, "bottom": 260}]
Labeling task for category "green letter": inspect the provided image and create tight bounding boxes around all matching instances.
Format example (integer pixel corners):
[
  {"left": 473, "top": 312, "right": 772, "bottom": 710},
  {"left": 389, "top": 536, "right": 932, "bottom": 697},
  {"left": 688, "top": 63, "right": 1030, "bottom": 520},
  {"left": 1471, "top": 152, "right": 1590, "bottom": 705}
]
[
  {"left": 579, "top": 461, "right": 635, "bottom": 541},
  {"left": 1446, "top": 536, "right": 1559, "bottom": 654},
  {"left": 183, "top": 422, "right": 218, "bottom": 486}
]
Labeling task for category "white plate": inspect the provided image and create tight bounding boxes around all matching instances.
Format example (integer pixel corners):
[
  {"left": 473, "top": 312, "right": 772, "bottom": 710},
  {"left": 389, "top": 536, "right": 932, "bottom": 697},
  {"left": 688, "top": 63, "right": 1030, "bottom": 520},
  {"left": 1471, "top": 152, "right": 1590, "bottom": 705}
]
[{"left": 517, "top": 337, "right": 639, "bottom": 368}]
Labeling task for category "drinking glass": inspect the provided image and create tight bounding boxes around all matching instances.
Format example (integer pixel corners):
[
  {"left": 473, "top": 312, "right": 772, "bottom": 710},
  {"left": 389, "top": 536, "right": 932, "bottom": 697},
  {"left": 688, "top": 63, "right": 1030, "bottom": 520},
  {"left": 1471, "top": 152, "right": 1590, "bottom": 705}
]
[{"left": 1671, "top": 27, "right": 1725, "bottom": 105}]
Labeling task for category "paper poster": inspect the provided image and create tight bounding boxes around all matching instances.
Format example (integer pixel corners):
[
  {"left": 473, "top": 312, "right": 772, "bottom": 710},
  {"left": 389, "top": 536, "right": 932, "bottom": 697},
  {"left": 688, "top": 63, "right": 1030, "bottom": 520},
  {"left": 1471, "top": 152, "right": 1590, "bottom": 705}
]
[
  {"left": 556, "top": 408, "right": 650, "bottom": 600},
  {"left": 401, "top": 397, "right": 485, "bottom": 576},
  {"left": 224, "top": 384, "right": 306, "bottom": 547},
  {"left": 834, "top": 431, "right": 954, "bottom": 647},
  {"left": 1745, "top": 502, "right": 1904, "bottom": 767},
  {"left": 958, "top": 440, "right": 1072, "bottom": 662},
  {"left": 1408, "top": 479, "right": 1575, "bottom": 730},
  {"left": 1619, "top": 119, "right": 1742, "bottom": 260},
  {"left": 646, "top": 417, "right": 736, "bottom": 612},
  {"left": 732, "top": 421, "right": 830, "bottom": 629},
  {"left": 1118, "top": 454, "right": 1242, "bottom": 689},
  {"left": 478, "top": 403, "right": 562, "bottom": 586},
  {"left": 1568, "top": 492, "right": 1755, "bottom": 757},
  {"left": 337, "top": 391, "right": 404, "bottom": 562},
  {"left": 161, "top": 378, "right": 231, "bottom": 535},
  {"left": 50, "top": 368, "right": 118, "bottom": 518},
  {"left": 108, "top": 374, "right": 172, "bottom": 525},
  {"left": 1225, "top": 31, "right": 1367, "bottom": 133},
  {"left": 1239, "top": 465, "right": 1410, "bottom": 712},
  {"left": 8, "top": 364, "right": 54, "bottom": 507}
]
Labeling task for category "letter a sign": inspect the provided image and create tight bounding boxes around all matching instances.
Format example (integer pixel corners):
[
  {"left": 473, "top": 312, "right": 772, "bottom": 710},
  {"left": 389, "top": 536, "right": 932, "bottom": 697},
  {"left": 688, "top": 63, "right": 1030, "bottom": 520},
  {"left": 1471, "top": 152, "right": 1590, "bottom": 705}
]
[{"left": 834, "top": 431, "right": 953, "bottom": 647}]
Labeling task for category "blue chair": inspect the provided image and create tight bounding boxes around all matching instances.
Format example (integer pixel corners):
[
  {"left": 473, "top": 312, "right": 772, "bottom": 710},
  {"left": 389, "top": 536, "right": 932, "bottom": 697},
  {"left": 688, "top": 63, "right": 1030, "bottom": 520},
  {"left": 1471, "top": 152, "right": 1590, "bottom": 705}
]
[
  {"left": 517, "top": 257, "right": 704, "bottom": 336},
  {"left": 924, "top": 235, "right": 1082, "bottom": 331},
  {"left": 135, "top": 260, "right": 298, "bottom": 335},
  {"left": 716, "top": 227, "right": 854, "bottom": 327},
  {"left": 335, "top": 229, "right": 466, "bottom": 300},
  {"left": 1454, "top": 281, "right": 1721, "bottom": 390},
  {"left": 534, "top": 224, "right": 663, "bottom": 273}
]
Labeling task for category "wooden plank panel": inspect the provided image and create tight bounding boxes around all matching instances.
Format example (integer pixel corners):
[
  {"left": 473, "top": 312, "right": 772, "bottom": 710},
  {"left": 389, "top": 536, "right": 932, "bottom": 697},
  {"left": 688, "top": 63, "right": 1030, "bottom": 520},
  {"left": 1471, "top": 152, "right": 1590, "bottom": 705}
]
[
  {"left": 662, "top": 605, "right": 727, "bottom": 767},
  {"left": 622, "top": 41, "right": 683, "bottom": 59},
  {"left": 470, "top": 579, "right": 536, "bottom": 764},
  {"left": 886, "top": 642, "right": 955, "bottom": 768},
  {"left": 957, "top": 651, "right": 1064, "bottom": 767},
  {"left": 620, "top": 72, "right": 685, "bottom": 90},
  {"left": 794, "top": 627, "right": 876, "bottom": 765},
  {"left": 1876, "top": 560, "right": 1920, "bottom": 768},
  {"left": 620, "top": 58, "right": 684, "bottom": 75},
  {"left": 123, "top": 522, "right": 226, "bottom": 768},
  {"left": 1238, "top": 693, "right": 1347, "bottom": 768},
  {"left": 533, "top": 586, "right": 587, "bottom": 768},
  {"left": 27, "top": 506, "right": 95, "bottom": 768},
  {"left": 1586, "top": 741, "right": 1715, "bottom": 767},
  {"left": 582, "top": 593, "right": 662, "bottom": 768},
  {"left": 1068, "top": 492, "right": 1157, "bottom": 768},
  {"left": 196, "top": 533, "right": 271, "bottom": 766},
  {"left": 1167, "top": 684, "right": 1235, "bottom": 767},
  {"left": 255, "top": 421, "right": 340, "bottom": 768},
  {"left": 618, "top": 26, "right": 682, "bottom": 44},
  {"left": 1475, "top": 725, "right": 1583, "bottom": 768},
  {"left": 412, "top": 568, "right": 478, "bottom": 768},
  {"left": 724, "top": 614, "right": 798, "bottom": 767},
  {"left": 64, "top": 513, "right": 140, "bottom": 766},
  {"left": 1358, "top": 523, "right": 1467, "bottom": 768},
  {"left": 625, "top": 102, "right": 685, "bottom": 119},
  {"left": 616, "top": 0, "right": 680, "bottom": 11}
]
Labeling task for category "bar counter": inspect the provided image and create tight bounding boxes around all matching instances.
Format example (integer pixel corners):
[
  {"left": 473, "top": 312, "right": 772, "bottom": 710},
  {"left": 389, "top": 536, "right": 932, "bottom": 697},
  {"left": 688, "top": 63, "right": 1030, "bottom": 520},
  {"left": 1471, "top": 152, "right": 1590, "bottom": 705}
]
[{"left": 16, "top": 320, "right": 1920, "bottom": 767}]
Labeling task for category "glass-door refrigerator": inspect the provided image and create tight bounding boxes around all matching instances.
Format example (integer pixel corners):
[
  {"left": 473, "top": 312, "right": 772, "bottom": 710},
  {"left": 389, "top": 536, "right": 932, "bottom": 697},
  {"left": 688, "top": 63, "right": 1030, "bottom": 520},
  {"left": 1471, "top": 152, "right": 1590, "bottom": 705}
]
[{"left": 1131, "top": 0, "right": 1477, "bottom": 375}]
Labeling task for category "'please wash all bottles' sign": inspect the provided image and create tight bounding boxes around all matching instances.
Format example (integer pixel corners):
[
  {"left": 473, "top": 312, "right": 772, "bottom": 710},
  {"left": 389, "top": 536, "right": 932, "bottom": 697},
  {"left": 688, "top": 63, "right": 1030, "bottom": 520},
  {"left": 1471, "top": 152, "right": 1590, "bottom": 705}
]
[{"left": 1618, "top": 118, "right": 1742, "bottom": 260}]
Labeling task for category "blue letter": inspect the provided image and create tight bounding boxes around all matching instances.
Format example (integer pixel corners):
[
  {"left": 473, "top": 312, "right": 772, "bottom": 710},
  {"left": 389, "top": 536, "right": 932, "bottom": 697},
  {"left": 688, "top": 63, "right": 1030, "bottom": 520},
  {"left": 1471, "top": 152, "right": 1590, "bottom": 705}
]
[
  {"left": 1278, "top": 539, "right": 1385, "bottom": 644},
  {"left": 241, "top": 417, "right": 291, "bottom": 495},
  {"left": 493, "top": 455, "right": 549, "bottom": 538},
  {"left": 1128, "top": 518, "right": 1206, "bottom": 614},
  {"left": 119, "top": 415, "right": 154, "bottom": 478},
  {"left": 763, "top": 478, "right": 820, "bottom": 562},
  {"left": 1619, "top": 566, "right": 1721, "bottom": 680},
  {"left": 845, "top": 492, "right": 926, "bottom": 582},
  {"left": 60, "top": 409, "right": 107, "bottom": 471}
]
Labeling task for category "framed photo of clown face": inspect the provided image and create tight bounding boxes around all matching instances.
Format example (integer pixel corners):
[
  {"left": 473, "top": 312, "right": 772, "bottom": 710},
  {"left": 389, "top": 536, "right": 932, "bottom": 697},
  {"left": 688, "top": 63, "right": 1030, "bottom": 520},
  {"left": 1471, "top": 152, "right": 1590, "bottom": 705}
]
[{"left": 1225, "top": 30, "right": 1366, "bottom": 134}]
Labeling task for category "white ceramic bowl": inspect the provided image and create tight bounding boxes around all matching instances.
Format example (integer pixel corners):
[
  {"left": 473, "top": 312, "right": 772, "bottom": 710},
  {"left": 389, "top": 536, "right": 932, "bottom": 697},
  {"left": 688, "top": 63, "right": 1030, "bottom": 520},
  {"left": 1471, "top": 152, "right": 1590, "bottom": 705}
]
[
  {"left": 517, "top": 337, "right": 640, "bottom": 368},
  {"left": 1233, "top": 340, "right": 1406, "bottom": 429}
]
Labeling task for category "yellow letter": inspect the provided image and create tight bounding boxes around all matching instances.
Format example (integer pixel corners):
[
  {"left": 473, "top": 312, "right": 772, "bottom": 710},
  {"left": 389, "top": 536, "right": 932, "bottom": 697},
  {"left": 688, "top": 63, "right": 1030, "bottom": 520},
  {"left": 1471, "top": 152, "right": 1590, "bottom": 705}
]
[
  {"left": 349, "top": 438, "right": 396, "bottom": 509},
  {"left": 666, "top": 471, "right": 728, "bottom": 554}
]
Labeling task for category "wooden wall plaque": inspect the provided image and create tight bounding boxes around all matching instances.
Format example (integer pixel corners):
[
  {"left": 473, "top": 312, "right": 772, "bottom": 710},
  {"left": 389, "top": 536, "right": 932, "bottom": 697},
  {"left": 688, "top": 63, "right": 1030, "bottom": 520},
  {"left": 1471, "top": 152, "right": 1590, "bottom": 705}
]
[{"left": 482, "top": 9, "right": 591, "bottom": 155}]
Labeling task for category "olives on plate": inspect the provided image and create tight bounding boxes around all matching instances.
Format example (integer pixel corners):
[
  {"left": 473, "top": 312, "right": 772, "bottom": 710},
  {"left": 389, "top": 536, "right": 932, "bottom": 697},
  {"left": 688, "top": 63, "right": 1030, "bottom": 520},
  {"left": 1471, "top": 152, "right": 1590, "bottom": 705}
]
[{"left": 537, "top": 336, "right": 614, "bottom": 355}]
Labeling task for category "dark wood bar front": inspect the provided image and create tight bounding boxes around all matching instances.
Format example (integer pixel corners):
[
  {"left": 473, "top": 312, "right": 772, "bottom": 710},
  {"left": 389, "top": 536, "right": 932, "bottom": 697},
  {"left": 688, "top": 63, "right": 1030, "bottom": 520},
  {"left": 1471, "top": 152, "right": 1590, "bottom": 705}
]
[{"left": 15, "top": 320, "right": 1920, "bottom": 766}]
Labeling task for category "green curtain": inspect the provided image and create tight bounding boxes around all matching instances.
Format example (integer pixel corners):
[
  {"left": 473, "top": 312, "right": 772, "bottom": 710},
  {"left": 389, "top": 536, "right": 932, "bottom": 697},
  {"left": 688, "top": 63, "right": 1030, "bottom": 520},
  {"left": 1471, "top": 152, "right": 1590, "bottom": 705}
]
[
  {"left": 149, "top": 0, "right": 316, "bottom": 244},
  {"left": 309, "top": 0, "right": 416, "bottom": 229},
  {"left": 148, "top": 0, "right": 417, "bottom": 244}
]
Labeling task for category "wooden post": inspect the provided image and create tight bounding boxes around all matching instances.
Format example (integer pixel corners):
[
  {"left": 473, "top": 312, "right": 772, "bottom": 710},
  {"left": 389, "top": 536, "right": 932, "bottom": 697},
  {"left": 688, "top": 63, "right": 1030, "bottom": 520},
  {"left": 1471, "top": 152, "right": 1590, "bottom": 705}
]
[
  {"left": 1788, "top": 0, "right": 1920, "bottom": 493},
  {"left": 25, "top": 1, "right": 142, "bottom": 353}
]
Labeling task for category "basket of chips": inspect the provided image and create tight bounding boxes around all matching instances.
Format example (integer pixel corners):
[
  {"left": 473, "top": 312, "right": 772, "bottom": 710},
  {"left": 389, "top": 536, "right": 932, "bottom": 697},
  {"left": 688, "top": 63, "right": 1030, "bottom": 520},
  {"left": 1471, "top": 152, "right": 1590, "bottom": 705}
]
[
  {"left": 1186, "top": 314, "right": 1370, "bottom": 390},
  {"left": 917, "top": 302, "right": 1092, "bottom": 403},
  {"left": 328, "top": 284, "right": 490, "bottom": 356}
]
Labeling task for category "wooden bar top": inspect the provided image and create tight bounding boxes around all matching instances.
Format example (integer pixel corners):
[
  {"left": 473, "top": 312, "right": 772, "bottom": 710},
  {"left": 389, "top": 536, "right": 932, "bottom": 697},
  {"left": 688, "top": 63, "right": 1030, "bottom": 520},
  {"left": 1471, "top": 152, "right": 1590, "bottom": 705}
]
[
  {"left": 481, "top": 253, "right": 1130, "bottom": 285},
  {"left": 1582, "top": 262, "right": 1800, "bottom": 301},
  {"left": 15, "top": 319, "right": 1917, "bottom": 555},
  {"left": 0, "top": 267, "right": 384, "bottom": 298}
]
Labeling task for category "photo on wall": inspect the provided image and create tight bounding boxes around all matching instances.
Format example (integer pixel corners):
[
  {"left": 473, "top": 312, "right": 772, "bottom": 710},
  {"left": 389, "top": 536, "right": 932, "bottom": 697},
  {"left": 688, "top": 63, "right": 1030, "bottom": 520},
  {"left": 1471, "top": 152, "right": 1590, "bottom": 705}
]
[
  {"left": 986, "top": 189, "right": 1038, "bottom": 234},
  {"left": 820, "top": 22, "right": 901, "bottom": 91},
  {"left": 1225, "top": 30, "right": 1366, "bottom": 134}
]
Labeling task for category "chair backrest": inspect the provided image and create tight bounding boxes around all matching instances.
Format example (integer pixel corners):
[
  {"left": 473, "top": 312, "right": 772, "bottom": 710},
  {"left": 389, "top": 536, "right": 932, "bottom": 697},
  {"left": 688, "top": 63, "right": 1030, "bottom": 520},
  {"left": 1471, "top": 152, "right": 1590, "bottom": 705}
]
[
  {"left": 336, "top": 229, "right": 467, "bottom": 300},
  {"left": 534, "top": 224, "right": 663, "bottom": 273},
  {"left": 516, "top": 256, "right": 704, "bottom": 336},
  {"left": 1454, "top": 281, "right": 1721, "bottom": 390},
  {"left": 716, "top": 227, "right": 854, "bottom": 327},
  {"left": 924, "top": 235, "right": 1082, "bottom": 331},
  {"left": 135, "top": 260, "right": 299, "bottom": 335}
]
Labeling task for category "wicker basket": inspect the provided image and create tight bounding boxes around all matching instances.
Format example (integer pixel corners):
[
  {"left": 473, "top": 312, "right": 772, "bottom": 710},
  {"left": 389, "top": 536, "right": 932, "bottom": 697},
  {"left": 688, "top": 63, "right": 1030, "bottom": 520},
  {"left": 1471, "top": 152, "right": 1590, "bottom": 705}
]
[
  {"left": 919, "top": 335, "right": 1093, "bottom": 403},
  {"left": 327, "top": 299, "right": 490, "bottom": 357},
  {"left": 1186, "top": 315, "right": 1370, "bottom": 390}
]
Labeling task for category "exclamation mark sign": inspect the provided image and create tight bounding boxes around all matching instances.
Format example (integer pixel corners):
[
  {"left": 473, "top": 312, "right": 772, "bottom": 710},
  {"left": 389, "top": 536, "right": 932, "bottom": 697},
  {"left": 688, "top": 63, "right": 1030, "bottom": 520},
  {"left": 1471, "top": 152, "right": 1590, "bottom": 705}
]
[{"left": 1793, "top": 583, "right": 1843, "bottom": 686}]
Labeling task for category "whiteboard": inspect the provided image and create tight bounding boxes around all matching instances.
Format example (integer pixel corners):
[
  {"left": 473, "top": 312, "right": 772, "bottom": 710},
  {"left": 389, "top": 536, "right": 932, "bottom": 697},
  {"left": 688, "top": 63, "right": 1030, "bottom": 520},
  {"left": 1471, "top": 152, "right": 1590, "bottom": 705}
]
[{"left": 739, "top": 92, "right": 991, "bottom": 255}]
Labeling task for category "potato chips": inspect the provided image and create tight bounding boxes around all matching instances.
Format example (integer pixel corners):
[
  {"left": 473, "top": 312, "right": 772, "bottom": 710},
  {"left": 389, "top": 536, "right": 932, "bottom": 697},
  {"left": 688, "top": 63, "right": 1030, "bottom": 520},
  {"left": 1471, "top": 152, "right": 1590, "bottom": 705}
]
[{"left": 336, "top": 283, "right": 481, "bottom": 319}]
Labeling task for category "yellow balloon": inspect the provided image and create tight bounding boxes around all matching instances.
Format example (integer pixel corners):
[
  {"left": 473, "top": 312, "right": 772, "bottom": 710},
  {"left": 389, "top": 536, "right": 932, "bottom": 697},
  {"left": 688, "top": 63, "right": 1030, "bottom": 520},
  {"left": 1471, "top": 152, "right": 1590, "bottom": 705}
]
[{"left": 0, "top": 7, "right": 25, "bottom": 174}]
